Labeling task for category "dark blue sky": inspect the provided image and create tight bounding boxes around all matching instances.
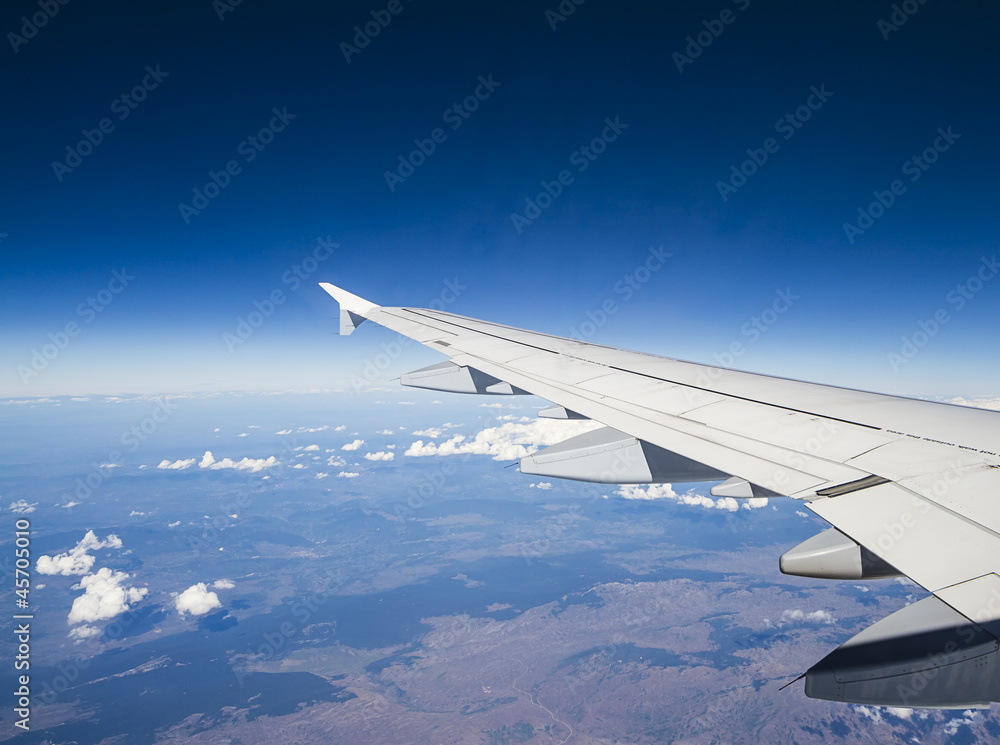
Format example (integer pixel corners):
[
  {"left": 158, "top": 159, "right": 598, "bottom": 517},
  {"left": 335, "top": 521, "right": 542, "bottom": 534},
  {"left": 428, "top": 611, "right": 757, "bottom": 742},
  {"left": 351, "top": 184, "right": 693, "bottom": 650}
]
[{"left": 2, "top": 0, "right": 998, "bottom": 398}]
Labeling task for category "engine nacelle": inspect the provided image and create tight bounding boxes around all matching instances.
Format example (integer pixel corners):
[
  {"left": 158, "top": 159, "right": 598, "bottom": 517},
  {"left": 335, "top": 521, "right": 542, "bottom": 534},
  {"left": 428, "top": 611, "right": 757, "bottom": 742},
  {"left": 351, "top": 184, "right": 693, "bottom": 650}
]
[
  {"left": 519, "top": 425, "right": 728, "bottom": 484},
  {"left": 780, "top": 527, "right": 900, "bottom": 580},
  {"left": 400, "top": 361, "right": 529, "bottom": 395}
]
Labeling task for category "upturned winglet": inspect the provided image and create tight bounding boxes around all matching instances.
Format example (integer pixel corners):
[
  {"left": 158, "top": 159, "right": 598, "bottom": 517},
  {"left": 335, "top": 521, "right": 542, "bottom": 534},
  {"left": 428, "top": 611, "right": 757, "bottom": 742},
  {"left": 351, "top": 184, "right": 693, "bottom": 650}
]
[{"left": 319, "top": 282, "right": 381, "bottom": 336}]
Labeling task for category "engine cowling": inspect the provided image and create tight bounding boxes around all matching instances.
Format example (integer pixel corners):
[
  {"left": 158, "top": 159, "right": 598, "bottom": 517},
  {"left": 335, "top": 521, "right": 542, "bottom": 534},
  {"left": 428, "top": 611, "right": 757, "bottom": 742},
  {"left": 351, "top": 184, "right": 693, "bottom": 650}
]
[{"left": 780, "top": 527, "right": 900, "bottom": 580}]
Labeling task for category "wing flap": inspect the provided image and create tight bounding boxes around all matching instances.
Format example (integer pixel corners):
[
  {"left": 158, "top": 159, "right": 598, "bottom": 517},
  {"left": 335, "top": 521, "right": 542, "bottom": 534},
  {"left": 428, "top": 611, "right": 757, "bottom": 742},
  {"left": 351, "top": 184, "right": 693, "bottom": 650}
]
[{"left": 808, "top": 482, "right": 1000, "bottom": 596}]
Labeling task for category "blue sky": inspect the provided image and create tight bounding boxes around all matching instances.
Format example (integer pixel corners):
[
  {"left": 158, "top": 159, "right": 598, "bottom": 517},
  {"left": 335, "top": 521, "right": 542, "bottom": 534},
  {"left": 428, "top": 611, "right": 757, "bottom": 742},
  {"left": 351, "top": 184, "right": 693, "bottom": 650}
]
[{"left": 2, "top": 0, "right": 998, "bottom": 400}]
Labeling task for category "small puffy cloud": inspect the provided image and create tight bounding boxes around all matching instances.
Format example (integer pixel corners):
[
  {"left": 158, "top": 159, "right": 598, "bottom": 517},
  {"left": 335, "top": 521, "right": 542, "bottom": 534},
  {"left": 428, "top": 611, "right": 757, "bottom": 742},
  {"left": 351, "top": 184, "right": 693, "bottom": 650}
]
[
  {"left": 337, "top": 471, "right": 360, "bottom": 478},
  {"left": 364, "top": 451, "right": 394, "bottom": 461},
  {"left": 778, "top": 609, "right": 835, "bottom": 625},
  {"left": 61, "top": 501, "right": 80, "bottom": 509},
  {"left": 129, "top": 510, "right": 146, "bottom": 517},
  {"left": 167, "top": 521, "right": 181, "bottom": 528},
  {"left": 237, "top": 433, "right": 249, "bottom": 438},
  {"left": 616, "top": 485, "right": 755, "bottom": 512},
  {"left": 334, "top": 425, "right": 345, "bottom": 431},
  {"left": 529, "top": 482, "right": 552, "bottom": 490},
  {"left": 212, "top": 579, "right": 235, "bottom": 590},
  {"left": 341, "top": 439, "right": 365, "bottom": 451},
  {"left": 68, "top": 568, "right": 148, "bottom": 624},
  {"left": 291, "top": 463, "right": 305, "bottom": 469},
  {"left": 412, "top": 427, "right": 442, "bottom": 438},
  {"left": 157, "top": 458, "right": 196, "bottom": 470},
  {"left": 943, "top": 710, "right": 978, "bottom": 735},
  {"left": 69, "top": 625, "right": 102, "bottom": 641},
  {"left": 405, "top": 419, "right": 601, "bottom": 461},
  {"left": 9, "top": 499, "right": 37, "bottom": 514},
  {"left": 37, "top": 531, "right": 123, "bottom": 576},
  {"left": 303, "top": 444, "right": 319, "bottom": 451},
  {"left": 275, "top": 429, "right": 292, "bottom": 435},
  {"left": 199, "top": 451, "right": 278, "bottom": 473},
  {"left": 315, "top": 473, "right": 329, "bottom": 479},
  {"left": 376, "top": 429, "right": 394, "bottom": 435},
  {"left": 327, "top": 455, "right": 346, "bottom": 467},
  {"left": 175, "top": 583, "right": 221, "bottom": 616}
]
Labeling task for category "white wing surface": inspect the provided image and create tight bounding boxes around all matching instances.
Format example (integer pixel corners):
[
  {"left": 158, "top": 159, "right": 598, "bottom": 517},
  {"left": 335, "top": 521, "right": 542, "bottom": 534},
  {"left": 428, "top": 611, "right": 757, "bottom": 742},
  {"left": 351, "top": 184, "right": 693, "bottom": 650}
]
[{"left": 321, "top": 282, "right": 1000, "bottom": 708}]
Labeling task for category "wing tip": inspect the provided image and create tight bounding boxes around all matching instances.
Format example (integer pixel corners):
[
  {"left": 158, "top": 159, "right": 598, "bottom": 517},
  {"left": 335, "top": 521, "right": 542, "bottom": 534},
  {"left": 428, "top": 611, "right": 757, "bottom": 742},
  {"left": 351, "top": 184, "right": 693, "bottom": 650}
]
[{"left": 318, "top": 282, "right": 380, "bottom": 316}]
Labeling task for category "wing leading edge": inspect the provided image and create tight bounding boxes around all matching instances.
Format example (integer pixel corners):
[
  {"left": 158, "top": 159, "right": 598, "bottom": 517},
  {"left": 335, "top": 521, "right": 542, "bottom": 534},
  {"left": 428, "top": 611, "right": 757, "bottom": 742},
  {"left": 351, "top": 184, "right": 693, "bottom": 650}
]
[{"left": 320, "top": 282, "right": 1000, "bottom": 708}]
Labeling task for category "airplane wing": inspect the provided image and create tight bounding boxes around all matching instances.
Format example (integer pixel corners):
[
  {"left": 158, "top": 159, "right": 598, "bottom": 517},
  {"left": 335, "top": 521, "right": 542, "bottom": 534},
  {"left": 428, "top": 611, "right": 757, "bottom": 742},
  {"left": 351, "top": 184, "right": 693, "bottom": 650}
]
[{"left": 320, "top": 281, "right": 1000, "bottom": 709}]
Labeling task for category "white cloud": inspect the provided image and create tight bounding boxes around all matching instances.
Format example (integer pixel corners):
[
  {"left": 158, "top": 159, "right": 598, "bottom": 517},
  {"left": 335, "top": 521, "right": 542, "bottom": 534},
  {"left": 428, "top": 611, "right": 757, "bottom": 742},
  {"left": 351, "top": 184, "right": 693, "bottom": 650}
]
[
  {"left": 212, "top": 579, "right": 235, "bottom": 589},
  {"left": 157, "top": 457, "right": 196, "bottom": 470},
  {"left": 303, "top": 444, "right": 319, "bottom": 451},
  {"left": 237, "top": 432, "right": 248, "bottom": 437},
  {"left": 129, "top": 510, "right": 146, "bottom": 517},
  {"left": 316, "top": 473, "right": 329, "bottom": 479},
  {"left": 175, "top": 583, "right": 221, "bottom": 616},
  {"left": 167, "top": 521, "right": 181, "bottom": 528},
  {"left": 341, "top": 439, "right": 365, "bottom": 451},
  {"left": 327, "top": 455, "right": 346, "bottom": 467},
  {"left": 943, "top": 710, "right": 978, "bottom": 735},
  {"left": 198, "top": 451, "right": 278, "bottom": 473},
  {"left": 37, "top": 531, "right": 124, "bottom": 576},
  {"left": 68, "top": 568, "right": 148, "bottom": 624},
  {"left": 405, "top": 419, "right": 601, "bottom": 461},
  {"left": 69, "top": 624, "right": 101, "bottom": 641},
  {"left": 61, "top": 501, "right": 80, "bottom": 509},
  {"left": 9, "top": 499, "right": 37, "bottom": 514},
  {"left": 364, "top": 451, "right": 395, "bottom": 461},
  {"left": 291, "top": 463, "right": 305, "bottom": 469},
  {"left": 337, "top": 471, "right": 360, "bottom": 478},
  {"left": 412, "top": 427, "right": 442, "bottom": 438},
  {"left": 946, "top": 396, "right": 1000, "bottom": 411},
  {"left": 275, "top": 429, "right": 292, "bottom": 435},
  {"left": 529, "top": 482, "right": 553, "bottom": 490},
  {"left": 376, "top": 429, "right": 394, "bottom": 435},
  {"left": 335, "top": 425, "right": 345, "bottom": 431},
  {"left": 778, "top": 609, "right": 835, "bottom": 625},
  {"left": 615, "top": 484, "right": 767, "bottom": 513}
]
